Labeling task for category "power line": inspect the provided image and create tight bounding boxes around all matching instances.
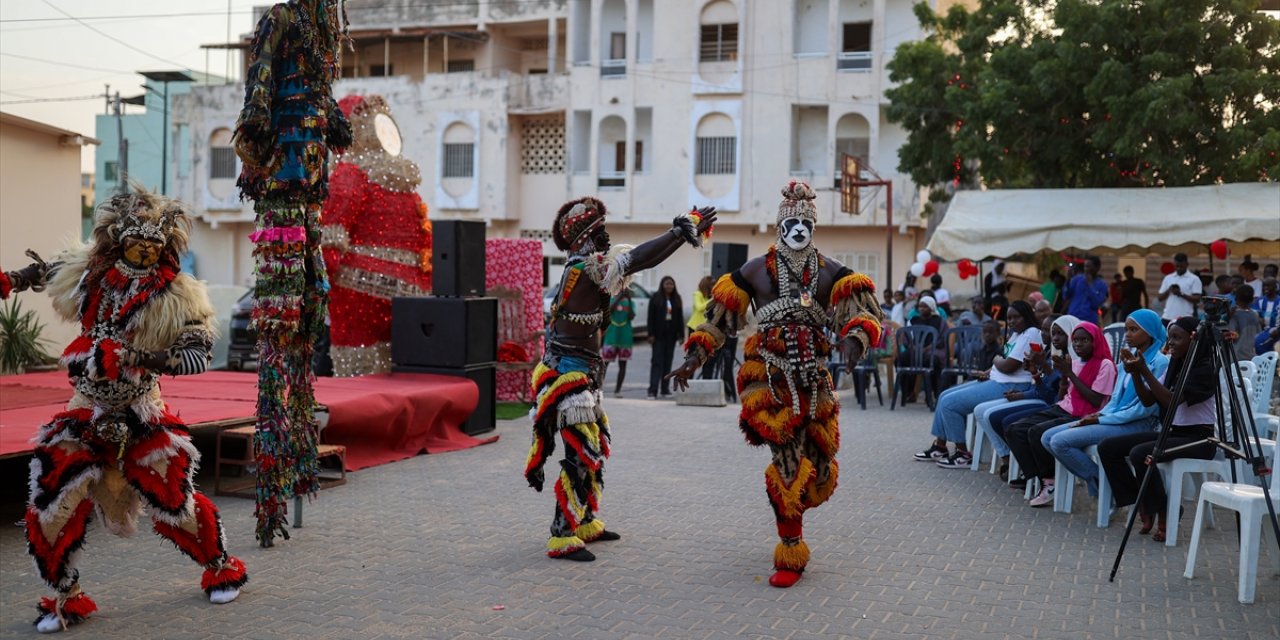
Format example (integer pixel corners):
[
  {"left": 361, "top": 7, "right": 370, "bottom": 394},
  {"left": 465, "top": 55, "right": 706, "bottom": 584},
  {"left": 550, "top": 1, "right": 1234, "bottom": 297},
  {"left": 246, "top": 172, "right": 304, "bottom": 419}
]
[
  {"left": 0, "top": 93, "right": 102, "bottom": 105},
  {"left": 39, "top": 0, "right": 190, "bottom": 69},
  {"left": 0, "top": 51, "right": 133, "bottom": 74}
]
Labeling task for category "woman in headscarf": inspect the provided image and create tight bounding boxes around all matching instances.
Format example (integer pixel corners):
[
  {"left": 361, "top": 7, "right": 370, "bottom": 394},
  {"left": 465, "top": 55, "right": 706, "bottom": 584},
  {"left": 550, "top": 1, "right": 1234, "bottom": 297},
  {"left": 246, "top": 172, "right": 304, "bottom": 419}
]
[
  {"left": 1097, "top": 316, "right": 1216, "bottom": 541},
  {"left": 1006, "top": 314, "right": 1121, "bottom": 503},
  {"left": 896, "top": 294, "right": 947, "bottom": 403},
  {"left": 1040, "top": 309, "right": 1168, "bottom": 504},
  {"left": 914, "top": 300, "right": 1039, "bottom": 468}
]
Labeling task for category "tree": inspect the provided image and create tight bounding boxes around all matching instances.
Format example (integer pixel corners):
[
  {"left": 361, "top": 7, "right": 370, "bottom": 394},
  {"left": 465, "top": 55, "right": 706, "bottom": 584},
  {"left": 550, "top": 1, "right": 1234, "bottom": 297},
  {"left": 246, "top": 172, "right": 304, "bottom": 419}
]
[{"left": 885, "top": 0, "right": 1280, "bottom": 207}]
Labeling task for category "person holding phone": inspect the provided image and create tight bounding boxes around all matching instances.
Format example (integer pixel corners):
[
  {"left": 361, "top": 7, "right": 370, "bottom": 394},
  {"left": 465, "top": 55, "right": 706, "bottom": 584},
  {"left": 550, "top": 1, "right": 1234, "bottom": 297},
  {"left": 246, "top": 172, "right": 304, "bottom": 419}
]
[{"left": 1158, "top": 253, "right": 1202, "bottom": 322}]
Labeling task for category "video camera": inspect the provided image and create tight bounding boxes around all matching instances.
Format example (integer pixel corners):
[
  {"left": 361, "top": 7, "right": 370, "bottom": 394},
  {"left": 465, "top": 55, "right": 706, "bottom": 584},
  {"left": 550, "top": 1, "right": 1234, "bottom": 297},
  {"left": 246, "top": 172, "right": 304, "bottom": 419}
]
[{"left": 1201, "top": 294, "right": 1232, "bottom": 326}]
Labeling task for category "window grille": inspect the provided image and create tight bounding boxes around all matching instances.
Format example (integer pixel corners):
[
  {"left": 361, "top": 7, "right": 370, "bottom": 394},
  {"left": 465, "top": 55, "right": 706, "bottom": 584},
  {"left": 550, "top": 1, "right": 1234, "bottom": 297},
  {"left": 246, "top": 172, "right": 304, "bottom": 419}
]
[
  {"left": 443, "top": 143, "right": 475, "bottom": 178},
  {"left": 210, "top": 148, "right": 237, "bottom": 179},
  {"left": 700, "top": 23, "right": 739, "bottom": 62},
  {"left": 695, "top": 136, "right": 736, "bottom": 175}
]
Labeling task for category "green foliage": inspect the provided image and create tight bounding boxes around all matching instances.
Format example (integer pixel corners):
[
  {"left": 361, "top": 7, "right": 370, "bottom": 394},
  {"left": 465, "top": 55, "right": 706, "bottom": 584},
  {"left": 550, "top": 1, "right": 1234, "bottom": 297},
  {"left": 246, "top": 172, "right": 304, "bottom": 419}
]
[
  {"left": 886, "top": 0, "right": 1280, "bottom": 201},
  {"left": 0, "top": 298, "right": 54, "bottom": 374},
  {"left": 496, "top": 401, "right": 534, "bottom": 421}
]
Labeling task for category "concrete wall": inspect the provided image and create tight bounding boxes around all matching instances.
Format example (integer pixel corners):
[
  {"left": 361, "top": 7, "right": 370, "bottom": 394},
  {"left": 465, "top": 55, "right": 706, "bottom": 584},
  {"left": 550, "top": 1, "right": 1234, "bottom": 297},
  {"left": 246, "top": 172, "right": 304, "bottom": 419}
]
[{"left": 0, "top": 119, "right": 91, "bottom": 349}]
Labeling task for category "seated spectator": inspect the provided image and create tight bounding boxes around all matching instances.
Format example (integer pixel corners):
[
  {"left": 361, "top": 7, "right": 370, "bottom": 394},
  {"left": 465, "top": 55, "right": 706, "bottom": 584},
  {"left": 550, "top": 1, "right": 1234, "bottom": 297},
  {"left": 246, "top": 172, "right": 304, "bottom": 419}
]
[
  {"left": 930, "top": 273, "right": 952, "bottom": 315},
  {"left": 1265, "top": 264, "right": 1279, "bottom": 280},
  {"left": 956, "top": 296, "right": 990, "bottom": 327},
  {"left": 1253, "top": 277, "right": 1279, "bottom": 354},
  {"left": 1214, "top": 274, "right": 1234, "bottom": 298},
  {"left": 906, "top": 290, "right": 950, "bottom": 323},
  {"left": 1005, "top": 317, "right": 1118, "bottom": 498},
  {"left": 897, "top": 296, "right": 948, "bottom": 403},
  {"left": 1098, "top": 316, "right": 1216, "bottom": 542},
  {"left": 1033, "top": 299, "right": 1053, "bottom": 328},
  {"left": 1039, "top": 310, "right": 1169, "bottom": 504},
  {"left": 913, "top": 300, "right": 1040, "bottom": 469},
  {"left": 889, "top": 289, "right": 909, "bottom": 326},
  {"left": 1239, "top": 257, "right": 1262, "bottom": 298},
  {"left": 976, "top": 320, "right": 1002, "bottom": 371},
  {"left": 881, "top": 289, "right": 896, "bottom": 317},
  {"left": 974, "top": 315, "right": 1071, "bottom": 481},
  {"left": 1227, "top": 285, "right": 1260, "bottom": 361},
  {"left": 1063, "top": 255, "right": 1109, "bottom": 325}
]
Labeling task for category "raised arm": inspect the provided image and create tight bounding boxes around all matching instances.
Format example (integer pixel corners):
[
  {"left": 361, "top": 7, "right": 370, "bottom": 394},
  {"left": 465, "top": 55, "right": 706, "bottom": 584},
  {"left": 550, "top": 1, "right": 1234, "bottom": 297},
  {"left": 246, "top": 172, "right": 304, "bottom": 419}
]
[{"left": 624, "top": 207, "right": 717, "bottom": 275}]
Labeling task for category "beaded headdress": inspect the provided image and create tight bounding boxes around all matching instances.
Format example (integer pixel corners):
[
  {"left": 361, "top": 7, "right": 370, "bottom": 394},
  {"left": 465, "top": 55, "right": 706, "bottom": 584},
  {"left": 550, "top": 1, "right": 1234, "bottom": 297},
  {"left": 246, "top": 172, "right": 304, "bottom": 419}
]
[{"left": 553, "top": 197, "right": 607, "bottom": 252}]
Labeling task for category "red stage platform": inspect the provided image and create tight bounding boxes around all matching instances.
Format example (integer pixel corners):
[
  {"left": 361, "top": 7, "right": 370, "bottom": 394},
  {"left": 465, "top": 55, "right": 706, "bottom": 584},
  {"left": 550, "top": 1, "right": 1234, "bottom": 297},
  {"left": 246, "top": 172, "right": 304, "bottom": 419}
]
[{"left": 0, "top": 370, "right": 497, "bottom": 470}]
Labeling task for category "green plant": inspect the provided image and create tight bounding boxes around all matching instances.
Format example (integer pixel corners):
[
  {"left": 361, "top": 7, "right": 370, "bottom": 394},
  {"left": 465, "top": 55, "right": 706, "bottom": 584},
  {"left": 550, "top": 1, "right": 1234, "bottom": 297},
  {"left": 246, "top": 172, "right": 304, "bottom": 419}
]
[{"left": 0, "top": 298, "right": 54, "bottom": 374}]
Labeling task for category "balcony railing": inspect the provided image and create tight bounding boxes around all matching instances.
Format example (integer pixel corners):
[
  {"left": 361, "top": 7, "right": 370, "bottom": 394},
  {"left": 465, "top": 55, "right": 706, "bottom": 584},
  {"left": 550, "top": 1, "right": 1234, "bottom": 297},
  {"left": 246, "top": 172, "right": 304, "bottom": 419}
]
[
  {"left": 601, "top": 59, "right": 626, "bottom": 77},
  {"left": 836, "top": 51, "right": 873, "bottom": 72},
  {"left": 597, "top": 171, "right": 625, "bottom": 188}
]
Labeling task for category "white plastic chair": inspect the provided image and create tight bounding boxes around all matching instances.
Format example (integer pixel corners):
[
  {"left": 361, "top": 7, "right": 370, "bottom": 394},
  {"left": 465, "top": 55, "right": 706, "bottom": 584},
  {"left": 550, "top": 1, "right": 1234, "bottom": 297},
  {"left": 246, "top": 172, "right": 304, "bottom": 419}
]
[
  {"left": 1052, "top": 445, "right": 1114, "bottom": 528},
  {"left": 1156, "top": 451, "right": 1232, "bottom": 547},
  {"left": 1183, "top": 441, "right": 1280, "bottom": 604},
  {"left": 1247, "top": 352, "right": 1278, "bottom": 440}
]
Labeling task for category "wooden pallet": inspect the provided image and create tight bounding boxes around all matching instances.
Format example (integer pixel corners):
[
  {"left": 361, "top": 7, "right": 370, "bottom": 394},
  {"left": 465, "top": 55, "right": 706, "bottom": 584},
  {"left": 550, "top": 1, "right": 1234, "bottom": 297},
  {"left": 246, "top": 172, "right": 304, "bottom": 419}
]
[{"left": 213, "top": 425, "right": 347, "bottom": 498}]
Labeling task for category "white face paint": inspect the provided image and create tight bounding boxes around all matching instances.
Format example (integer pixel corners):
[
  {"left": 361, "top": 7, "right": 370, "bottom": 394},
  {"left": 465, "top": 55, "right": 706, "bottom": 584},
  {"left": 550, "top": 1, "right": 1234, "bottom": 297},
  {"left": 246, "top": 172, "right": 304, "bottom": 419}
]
[{"left": 779, "top": 218, "right": 814, "bottom": 251}]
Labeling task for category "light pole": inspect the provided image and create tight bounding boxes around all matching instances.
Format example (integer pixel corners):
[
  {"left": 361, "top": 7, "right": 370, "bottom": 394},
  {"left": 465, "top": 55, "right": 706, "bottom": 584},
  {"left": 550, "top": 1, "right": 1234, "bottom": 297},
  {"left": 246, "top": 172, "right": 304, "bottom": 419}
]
[{"left": 139, "top": 70, "right": 194, "bottom": 195}]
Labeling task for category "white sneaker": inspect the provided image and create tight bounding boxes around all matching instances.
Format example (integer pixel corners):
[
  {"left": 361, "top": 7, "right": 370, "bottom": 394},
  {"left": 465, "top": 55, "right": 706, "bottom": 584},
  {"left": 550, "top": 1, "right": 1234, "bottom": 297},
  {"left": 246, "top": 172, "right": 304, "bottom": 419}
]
[
  {"left": 35, "top": 614, "right": 63, "bottom": 633},
  {"left": 1029, "top": 485, "right": 1055, "bottom": 508},
  {"left": 208, "top": 587, "right": 240, "bottom": 604}
]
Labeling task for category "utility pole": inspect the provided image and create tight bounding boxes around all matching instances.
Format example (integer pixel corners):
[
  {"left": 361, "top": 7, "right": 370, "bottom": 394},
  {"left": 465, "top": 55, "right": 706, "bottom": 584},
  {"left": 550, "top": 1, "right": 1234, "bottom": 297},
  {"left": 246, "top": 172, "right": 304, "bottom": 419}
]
[{"left": 114, "top": 91, "right": 129, "bottom": 193}]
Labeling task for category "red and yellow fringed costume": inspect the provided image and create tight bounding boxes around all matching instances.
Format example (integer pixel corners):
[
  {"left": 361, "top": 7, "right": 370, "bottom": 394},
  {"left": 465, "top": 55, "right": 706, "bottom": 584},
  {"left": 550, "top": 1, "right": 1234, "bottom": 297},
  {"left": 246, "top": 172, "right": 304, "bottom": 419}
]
[
  {"left": 681, "top": 182, "right": 883, "bottom": 587},
  {"left": 1, "top": 187, "right": 247, "bottom": 633}
]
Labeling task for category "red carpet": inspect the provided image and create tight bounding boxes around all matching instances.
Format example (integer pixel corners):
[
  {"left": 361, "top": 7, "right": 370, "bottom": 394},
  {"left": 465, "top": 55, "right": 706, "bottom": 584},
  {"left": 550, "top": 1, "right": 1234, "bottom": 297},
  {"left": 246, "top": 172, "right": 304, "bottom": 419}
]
[{"left": 0, "top": 370, "right": 497, "bottom": 469}]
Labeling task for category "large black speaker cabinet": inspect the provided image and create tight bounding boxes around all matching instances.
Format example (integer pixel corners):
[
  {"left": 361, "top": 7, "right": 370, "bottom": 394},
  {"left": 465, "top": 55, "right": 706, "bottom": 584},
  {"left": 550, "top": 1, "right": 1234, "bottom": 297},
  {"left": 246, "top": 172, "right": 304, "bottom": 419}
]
[
  {"left": 391, "top": 297, "right": 497, "bottom": 368},
  {"left": 711, "top": 242, "right": 749, "bottom": 279},
  {"left": 432, "top": 219, "right": 486, "bottom": 296},
  {"left": 392, "top": 363, "right": 496, "bottom": 436}
]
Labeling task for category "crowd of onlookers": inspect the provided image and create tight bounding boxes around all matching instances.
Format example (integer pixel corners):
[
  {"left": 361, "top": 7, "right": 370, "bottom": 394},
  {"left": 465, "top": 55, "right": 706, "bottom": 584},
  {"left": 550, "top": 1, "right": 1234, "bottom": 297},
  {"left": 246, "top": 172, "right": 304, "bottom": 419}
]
[{"left": 890, "top": 253, "right": 1278, "bottom": 544}]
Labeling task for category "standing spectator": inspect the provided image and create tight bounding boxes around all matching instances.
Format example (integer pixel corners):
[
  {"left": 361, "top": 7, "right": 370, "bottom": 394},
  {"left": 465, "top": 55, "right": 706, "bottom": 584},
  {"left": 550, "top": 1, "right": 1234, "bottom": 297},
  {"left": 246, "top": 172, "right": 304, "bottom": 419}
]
[
  {"left": 689, "top": 276, "right": 716, "bottom": 379},
  {"left": 1063, "top": 256, "right": 1109, "bottom": 325},
  {"left": 1157, "top": 253, "right": 1202, "bottom": 322},
  {"left": 889, "top": 290, "right": 909, "bottom": 326},
  {"left": 601, "top": 288, "right": 636, "bottom": 398},
  {"left": 1257, "top": 277, "right": 1280, "bottom": 355},
  {"left": 984, "top": 260, "right": 1007, "bottom": 306},
  {"left": 1049, "top": 270, "right": 1068, "bottom": 313},
  {"left": 929, "top": 273, "right": 952, "bottom": 315},
  {"left": 956, "top": 296, "right": 990, "bottom": 327},
  {"left": 1118, "top": 265, "right": 1147, "bottom": 321},
  {"left": 881, "top": 289, "right": 896, "bottom": 317},
  {"left": 1214, "top": 274, "right": 1234, "bottom": 297},
  {"left": 1108, "top": 274, "right": 1124, "bottom": 323},
  {"left": 1040, "top": 269, "right": 1063, "bottom": 311},
  {"left": 1264, "top": 264, "right": 1278, "bottom": 280},
  {"left": 646, "top": 276, "right": 684, "bottom": 398},
  {"left": 1239, "top": 257, "right": 1263, "bottom": 298},
  {"left": 1227, "top": 285, "right": 1260, "bottom": 361}
]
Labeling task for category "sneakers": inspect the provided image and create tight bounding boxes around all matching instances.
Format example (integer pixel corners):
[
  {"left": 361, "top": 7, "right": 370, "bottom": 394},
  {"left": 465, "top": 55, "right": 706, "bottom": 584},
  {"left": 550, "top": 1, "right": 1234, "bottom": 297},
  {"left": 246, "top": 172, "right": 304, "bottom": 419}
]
[
  {"left": 913, "top": 443, "right": 948, "bottom": 462},
  {"left": 1029, "top": 484, "right": 1055, "bottom": 508},
  {"left": 935, "top": 451, "right": 973, "bottom": 469}
]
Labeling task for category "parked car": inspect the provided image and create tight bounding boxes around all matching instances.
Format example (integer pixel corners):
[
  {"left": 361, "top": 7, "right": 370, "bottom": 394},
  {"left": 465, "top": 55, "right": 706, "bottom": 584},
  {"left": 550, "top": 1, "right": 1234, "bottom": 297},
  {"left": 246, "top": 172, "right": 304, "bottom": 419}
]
[
  {"left": 543, "top": 281, "right": 650, "bottom": 338},
  {"left": 225, "top": 291, "right": 256, "bottom": 371}
]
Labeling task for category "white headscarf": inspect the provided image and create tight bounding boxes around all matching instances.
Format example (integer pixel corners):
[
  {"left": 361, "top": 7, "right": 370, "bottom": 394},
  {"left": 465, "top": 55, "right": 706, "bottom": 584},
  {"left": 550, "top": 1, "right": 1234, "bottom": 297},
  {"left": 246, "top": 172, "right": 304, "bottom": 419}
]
[{"left": 1050, "top": 315, "right": 1081, "bottom": 360}]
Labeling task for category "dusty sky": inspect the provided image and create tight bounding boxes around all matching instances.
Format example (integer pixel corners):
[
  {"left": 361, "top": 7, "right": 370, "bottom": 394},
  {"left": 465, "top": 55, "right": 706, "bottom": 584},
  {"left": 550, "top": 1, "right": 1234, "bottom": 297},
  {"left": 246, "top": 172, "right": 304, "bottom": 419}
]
[{"left": 1, "top": 1, "right": 258, "bottom": 171}]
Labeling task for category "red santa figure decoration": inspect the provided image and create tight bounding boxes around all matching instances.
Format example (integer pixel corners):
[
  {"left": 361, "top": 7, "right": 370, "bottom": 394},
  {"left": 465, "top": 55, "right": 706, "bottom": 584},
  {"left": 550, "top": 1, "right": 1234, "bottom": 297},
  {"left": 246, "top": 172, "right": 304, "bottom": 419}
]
[{"left": 320, "top": 94, "right": 433, "bottom": 376}]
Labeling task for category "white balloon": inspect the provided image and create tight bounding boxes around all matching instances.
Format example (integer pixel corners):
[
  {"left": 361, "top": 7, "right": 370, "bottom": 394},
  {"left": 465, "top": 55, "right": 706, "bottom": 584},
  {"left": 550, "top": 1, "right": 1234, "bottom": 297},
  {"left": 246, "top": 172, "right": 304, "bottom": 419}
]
[
  {"left": 910, "top": 262, "right": 925, "bottom": 277},
  {"left": 916, "top": 250, "right": 932, "bottom": 264}
]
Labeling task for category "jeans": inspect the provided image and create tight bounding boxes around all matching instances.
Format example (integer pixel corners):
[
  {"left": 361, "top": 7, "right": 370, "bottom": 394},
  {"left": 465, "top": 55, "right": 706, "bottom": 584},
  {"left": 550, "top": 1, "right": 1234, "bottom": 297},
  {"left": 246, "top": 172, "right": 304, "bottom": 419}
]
[
  {"left": 1043, "top": 417, "right": 1158, "bottom": 497},
  {"left": 930, "top": 380, "right": 1033, "bottom": 445},
  {"left": 976, "top": 398, "right": 1046, "bottom": 457},
  {"left": 1006, "top": 406, "right": 1076, "bottom": 481}
]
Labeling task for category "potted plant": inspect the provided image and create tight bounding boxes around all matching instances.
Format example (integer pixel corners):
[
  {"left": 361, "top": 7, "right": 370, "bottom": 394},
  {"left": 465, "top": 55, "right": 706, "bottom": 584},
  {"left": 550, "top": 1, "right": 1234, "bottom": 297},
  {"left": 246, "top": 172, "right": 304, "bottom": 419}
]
[{"left": 0, "top": 298, "right": 54, "bottom": 374}]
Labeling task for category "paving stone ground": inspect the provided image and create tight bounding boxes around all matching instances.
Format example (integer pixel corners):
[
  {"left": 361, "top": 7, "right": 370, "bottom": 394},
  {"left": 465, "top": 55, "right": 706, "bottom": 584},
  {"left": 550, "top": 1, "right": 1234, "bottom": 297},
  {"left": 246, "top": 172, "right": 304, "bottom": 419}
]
[{"left": 1, "top": 344, "right": 1276, "bottom": 639}]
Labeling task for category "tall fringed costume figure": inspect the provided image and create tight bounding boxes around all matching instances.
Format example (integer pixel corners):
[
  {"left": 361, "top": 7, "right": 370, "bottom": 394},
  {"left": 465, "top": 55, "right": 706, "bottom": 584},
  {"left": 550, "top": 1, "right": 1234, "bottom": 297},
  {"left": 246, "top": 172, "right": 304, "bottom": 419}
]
[
  {"left": 320, "top": 94, "right": 432, "bottom": 376},
  {"left": 233, "top": 0, "right": 352, "bottom": 545},
  {"left": 524, "top": 198, "right": 717, "bottom": 562},
  {"left": 671, "top": 182, "right": 884, "bottom": 588},
  {"left": 1, "top": 187, "right": 248, "bottom": 634}
]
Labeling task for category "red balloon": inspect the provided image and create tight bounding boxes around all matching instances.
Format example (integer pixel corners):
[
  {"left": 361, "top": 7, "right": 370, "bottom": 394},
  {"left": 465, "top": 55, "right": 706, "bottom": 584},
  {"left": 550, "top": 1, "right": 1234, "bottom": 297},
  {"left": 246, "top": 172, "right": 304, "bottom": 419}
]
[
  {"left": 959, "top": 269, "right": 972, "bottom": 280},
  {"left": 957, "top": 259, "right": 974, "bottom": 274},
  {"left": 1160, "top": 261, "right": 1175, "bottom": 275},
  {"left": 923, "top": 260, "right": 940, "bottom": 277},
  {"left": 1210, "top": 239, "right": 1229, "bottom": 260}
]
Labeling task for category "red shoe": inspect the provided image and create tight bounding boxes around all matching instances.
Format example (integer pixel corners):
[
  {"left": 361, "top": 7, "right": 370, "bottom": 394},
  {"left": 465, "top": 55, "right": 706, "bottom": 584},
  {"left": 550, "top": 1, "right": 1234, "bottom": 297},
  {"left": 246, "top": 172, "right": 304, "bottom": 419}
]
[{"left": 768, "top": 569, "right": 803, "bottom": 588}]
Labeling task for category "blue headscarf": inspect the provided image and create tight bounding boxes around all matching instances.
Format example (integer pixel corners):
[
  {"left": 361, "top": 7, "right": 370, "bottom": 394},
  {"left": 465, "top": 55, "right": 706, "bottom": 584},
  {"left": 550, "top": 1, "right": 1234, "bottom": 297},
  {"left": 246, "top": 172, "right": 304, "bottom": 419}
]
[{"left": 1126, "top": 309, "right": 1166, "bottom": 358}]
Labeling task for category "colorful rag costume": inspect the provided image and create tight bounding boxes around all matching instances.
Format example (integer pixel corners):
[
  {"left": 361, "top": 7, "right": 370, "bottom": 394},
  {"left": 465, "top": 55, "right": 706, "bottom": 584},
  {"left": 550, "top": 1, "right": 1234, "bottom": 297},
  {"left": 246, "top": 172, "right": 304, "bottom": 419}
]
[
  {"left": 234, "top": 0, "right": 352, "bottom": 544},
  {"left": 2, "top": 188, "right": 247, "bottom": 633},
  {"left": 523, "top": 198, "right": 708, "bottom": 559},
  {"left": 320, "top": 94, "right": 432, "bottom": 376},
  {"left": 682, "top": 182, "right": 883, "bottom": 585}
]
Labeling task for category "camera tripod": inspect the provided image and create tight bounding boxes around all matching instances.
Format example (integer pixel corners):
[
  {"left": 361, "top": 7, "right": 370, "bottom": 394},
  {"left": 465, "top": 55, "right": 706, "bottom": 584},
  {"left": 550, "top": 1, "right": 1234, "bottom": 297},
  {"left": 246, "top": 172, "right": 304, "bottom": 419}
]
[{"left": 1109, "top": 318, "right": 1280, "bottom": 580}]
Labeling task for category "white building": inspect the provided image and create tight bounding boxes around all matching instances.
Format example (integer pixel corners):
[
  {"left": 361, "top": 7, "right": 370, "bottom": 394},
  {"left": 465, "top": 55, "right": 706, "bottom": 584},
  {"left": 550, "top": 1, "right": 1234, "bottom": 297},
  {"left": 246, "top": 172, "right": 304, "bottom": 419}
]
[{"left": 173, "top": 0, "right": 969, "bottom": 298}]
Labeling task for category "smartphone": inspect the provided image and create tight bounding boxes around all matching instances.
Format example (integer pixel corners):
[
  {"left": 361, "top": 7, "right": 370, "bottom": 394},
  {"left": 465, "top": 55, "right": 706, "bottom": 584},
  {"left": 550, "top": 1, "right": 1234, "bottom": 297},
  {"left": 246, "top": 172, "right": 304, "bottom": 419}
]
[{"left": 1029, "top": 343, "right": 1043, "bottom": 353}]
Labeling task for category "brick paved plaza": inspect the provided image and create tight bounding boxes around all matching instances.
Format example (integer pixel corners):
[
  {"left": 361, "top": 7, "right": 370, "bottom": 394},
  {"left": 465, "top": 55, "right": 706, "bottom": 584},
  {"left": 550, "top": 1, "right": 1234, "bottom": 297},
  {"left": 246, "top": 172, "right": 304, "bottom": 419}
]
[{"left": 1, "top": 347, "right": 1276, "bottom": 639}]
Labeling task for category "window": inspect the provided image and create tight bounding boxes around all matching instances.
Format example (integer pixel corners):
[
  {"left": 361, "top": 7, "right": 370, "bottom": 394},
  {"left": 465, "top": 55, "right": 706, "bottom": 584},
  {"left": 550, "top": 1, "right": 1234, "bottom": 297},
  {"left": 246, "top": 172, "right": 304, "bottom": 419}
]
[
  {"left": 447, "top": 59, "right": 475, "bottom": 73},
  {"left": 696, "top": 136, "right": 736, "bottom": 175},
  {"left": 80, "top": 173, "right": 92, "bottom": 188},
  {"left": 700, "top": 23, "right": 738, "bottom": 62},
  {"left": 838, "top": 22, "right": 872, "bottom": 71},
  {"left": 369, "top": 64, "right": 393, "bottom": 77},
  {"left": 612, "top": 140, "right": 644, "bottom": 172},
  {"left": 443, "top": 143, "right": 475, "bottom": 178},
  {"left": 210, "top": 147, "right": 237, "bottom": 179},
  {"left": 103, "top": 161, "right": 118, "bottom": 182},
  {"left": 610, "top": 33, "right": 626, "bottom": 60}
]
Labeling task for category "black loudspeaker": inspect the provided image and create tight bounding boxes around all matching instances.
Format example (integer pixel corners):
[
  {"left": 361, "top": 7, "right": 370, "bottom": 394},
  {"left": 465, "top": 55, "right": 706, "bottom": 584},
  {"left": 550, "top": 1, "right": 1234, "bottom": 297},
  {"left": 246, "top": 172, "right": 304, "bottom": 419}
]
[
  {"left": 391, "top": 297, "right": 497, "bottom": 368},
  {"left": 711, "top": 242, "right": 749, "bottom": 279},
  {"left": 432, "top": 219, "right": 487, "bottom": 296},
  {"left": 392, "top": 363, "right": 495, "bottom": 436}
]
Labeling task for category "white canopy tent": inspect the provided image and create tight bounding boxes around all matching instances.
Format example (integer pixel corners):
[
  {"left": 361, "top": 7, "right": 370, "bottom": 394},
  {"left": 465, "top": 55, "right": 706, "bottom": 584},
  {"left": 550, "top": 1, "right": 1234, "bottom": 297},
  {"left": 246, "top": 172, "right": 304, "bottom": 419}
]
[{"left": 926, "top": 182, "right": 1280, "bottom": 261}]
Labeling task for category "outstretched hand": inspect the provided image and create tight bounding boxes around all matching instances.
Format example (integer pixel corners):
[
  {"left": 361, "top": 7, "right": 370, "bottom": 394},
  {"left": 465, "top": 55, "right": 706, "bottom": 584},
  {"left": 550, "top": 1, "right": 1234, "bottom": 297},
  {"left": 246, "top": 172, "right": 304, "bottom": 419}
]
[
  {"left": 693, "top": 206, "right": 718, "bottom": 234},
  {"left": 842, "top": 341, "right": 864, "bottom": 374},
  {"left": 664, "top": 358, "right": 700, "bottom": 392}
]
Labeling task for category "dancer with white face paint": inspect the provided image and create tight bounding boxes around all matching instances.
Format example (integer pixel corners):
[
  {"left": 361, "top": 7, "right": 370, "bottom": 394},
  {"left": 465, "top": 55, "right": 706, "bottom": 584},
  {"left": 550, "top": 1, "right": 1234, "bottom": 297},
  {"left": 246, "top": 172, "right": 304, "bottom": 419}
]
[{"left": 669, "top": 181, "right": 884, "bottom": 588}]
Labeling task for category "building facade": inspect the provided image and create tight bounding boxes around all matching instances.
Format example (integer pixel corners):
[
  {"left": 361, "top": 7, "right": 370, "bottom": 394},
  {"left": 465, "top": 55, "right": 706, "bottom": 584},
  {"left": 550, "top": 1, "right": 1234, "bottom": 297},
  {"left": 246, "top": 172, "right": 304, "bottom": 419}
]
[{"left": 173, "top": 0, "right": 963, "bottom": 296}]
